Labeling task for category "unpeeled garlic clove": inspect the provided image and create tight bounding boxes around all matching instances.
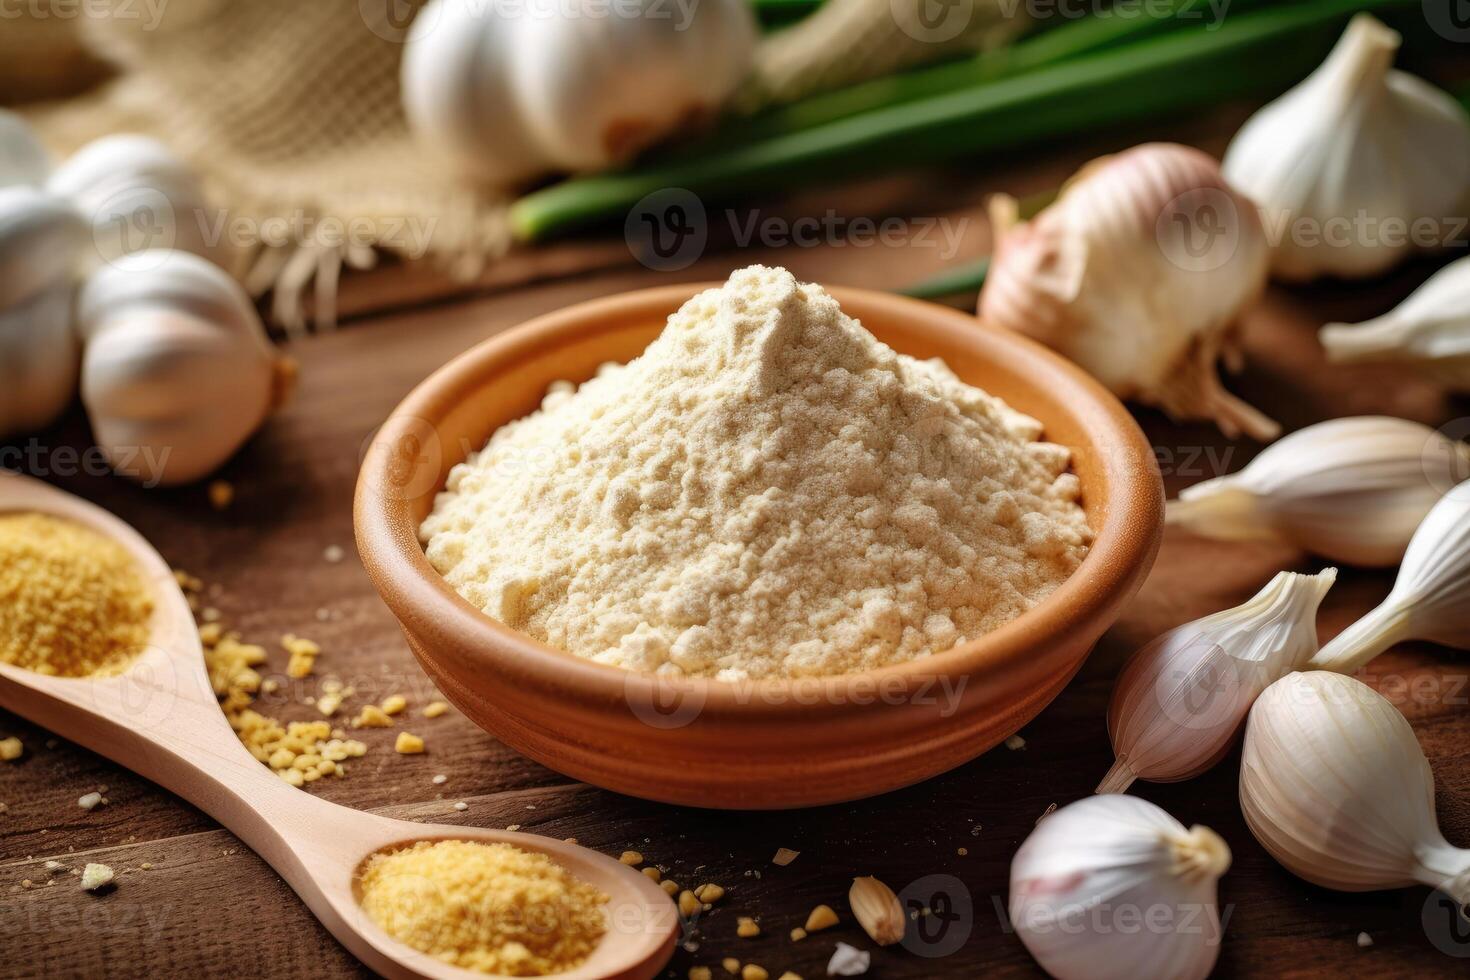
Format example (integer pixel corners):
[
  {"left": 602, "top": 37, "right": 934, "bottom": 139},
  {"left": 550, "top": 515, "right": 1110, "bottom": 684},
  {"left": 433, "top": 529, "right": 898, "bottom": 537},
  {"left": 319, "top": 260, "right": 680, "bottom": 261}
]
[
  {"left": 76, "top": 249, "right": 293, "bottom": 486},
  {"left": 0, "top": 284, "right": 79, "bottom": 441},
  {"left": 0, "top": 185, "right": 85, "bottom": 309},
  {"left": 1223, "top": 15, "right": 1470, "bottom": 282},
  {"left": 47, "top": 134, "right": 214, "bottom": 266},
  {"left": 1099, "top": 568, "right": 1336, "bottom": 794},
  {"left": 0, "top": 185, "right": 86, "bottom": 440},
  {"left": 1166, "top": 416, "right": 1470, "bottom": 567},
  {"left": 981, "top": 143, "right": 1276, "bottom": 440},
  {"left": 1320, "top": 254, "right": 1470, "bottom": 391},
  {"left": 1312, "top": 479, "right": 1470, "bottom": 674},
  {"left": 1011, "top": 794, "right": 1230, "bottom": 980},
  {"left": 1241, "top": 671, "right": 1470, "bottom": 902}
]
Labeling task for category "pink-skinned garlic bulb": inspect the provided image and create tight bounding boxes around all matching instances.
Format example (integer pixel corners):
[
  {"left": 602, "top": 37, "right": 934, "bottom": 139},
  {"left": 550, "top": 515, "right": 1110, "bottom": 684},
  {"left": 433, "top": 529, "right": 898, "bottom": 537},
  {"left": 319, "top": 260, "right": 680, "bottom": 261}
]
[{"left": 981, "top": 143, "right": 1277, "bottom": 440}]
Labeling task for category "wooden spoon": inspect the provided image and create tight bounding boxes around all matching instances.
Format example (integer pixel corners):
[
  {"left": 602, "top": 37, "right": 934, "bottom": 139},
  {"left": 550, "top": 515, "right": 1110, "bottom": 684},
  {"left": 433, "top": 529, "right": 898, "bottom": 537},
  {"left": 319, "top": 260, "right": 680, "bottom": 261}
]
[{"left": 0, "top": 472, "right": 677, "bottom": 980}]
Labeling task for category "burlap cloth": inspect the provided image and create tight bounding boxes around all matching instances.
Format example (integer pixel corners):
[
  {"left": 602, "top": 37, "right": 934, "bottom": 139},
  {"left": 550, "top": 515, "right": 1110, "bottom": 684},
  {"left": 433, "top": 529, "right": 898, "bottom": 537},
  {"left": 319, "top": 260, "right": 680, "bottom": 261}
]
[{"left": 4, "top": 0, "right": 1026, "bottom": 330}]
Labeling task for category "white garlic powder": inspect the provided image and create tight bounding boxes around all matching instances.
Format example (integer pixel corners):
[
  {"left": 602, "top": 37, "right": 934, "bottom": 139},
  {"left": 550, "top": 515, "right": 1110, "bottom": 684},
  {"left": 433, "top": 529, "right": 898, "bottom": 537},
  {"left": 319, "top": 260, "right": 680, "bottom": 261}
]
[{"left": 420, "top": 266, "right": 1090, "bottom": 680}]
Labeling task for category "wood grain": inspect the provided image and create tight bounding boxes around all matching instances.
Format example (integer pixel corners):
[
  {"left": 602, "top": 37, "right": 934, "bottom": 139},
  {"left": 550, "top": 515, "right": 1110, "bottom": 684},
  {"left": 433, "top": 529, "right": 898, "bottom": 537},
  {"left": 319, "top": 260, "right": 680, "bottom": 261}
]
[{"left": 5, "top": 140, "right": 1470, "bottom": 977}]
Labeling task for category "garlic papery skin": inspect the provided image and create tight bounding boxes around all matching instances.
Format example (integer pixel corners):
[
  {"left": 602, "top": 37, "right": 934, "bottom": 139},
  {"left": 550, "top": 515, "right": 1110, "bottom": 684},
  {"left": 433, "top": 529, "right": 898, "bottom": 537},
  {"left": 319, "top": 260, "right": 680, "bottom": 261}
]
[
  {"left": 76, "top": 250, "right": 293, "bottom": 486},
  {"left": 0, "top": 185, "right": 85, "bottom": 311},
  {"left": 1320, "top": 255, "right": 1470, "bottom": 390},
  {"left": 1010, "top": 794, "right": 1230, "bottom": 980},
  {"left": 0, "top": 109, "right": 51, "bottom": 188},
  {"left": 1311, "top": 479, "right": 1470, "bottom": 674},
  {"left": 0, "top": 186, "right": 85, "bottom": 440},
  {"left": 1098, "top": 568, "right": 1336, "bottom": 795},
  {"left": 980, "top": 143, "right": 1277, "bottom": 440},
  {"left": 1241, "top": 671, "right": 1470, "bottom": 903},
  {"left": 46, "top": 134, "right": 212, "bottom": 266},
  {"left": 401, "top": 0, "right": 758, "bottom": 185},
  {"left": 1166, "top": 416, "right": 1470, "bottom": 567},
  {"left": 0, "top": 285, "right": 79, "bottom": 441},
  {"left": 1222, "top": 15, "right": 1470, "bottom": 283}
]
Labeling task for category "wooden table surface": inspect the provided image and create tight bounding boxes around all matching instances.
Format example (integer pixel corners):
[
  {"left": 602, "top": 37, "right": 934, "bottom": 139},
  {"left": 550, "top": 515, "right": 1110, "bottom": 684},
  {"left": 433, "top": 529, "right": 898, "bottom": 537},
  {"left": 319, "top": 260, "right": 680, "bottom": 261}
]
[{"left": 3, "top": 107, "right": 1470, "bottom": 979}]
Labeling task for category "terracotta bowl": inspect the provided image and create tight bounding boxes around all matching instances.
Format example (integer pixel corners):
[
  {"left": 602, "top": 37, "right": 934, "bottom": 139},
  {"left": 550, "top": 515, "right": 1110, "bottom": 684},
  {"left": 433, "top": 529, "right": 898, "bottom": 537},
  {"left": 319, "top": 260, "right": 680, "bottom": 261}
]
[{"left": 355, "top": 283, "right": 1163, "bottom": 810}]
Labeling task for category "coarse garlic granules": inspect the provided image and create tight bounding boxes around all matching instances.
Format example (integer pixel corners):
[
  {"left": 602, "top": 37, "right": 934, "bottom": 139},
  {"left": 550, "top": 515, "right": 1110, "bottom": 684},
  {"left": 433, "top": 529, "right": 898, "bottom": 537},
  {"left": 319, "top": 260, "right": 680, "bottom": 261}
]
[
  {"left": 0, "top": 513, "right": 153, "bottom": 677},
  {"left": 422, "top": 266, "right": 1090, "bottom": 680},
  {"left": 357, "top": 840, "right": 607, "bottom": 976}
]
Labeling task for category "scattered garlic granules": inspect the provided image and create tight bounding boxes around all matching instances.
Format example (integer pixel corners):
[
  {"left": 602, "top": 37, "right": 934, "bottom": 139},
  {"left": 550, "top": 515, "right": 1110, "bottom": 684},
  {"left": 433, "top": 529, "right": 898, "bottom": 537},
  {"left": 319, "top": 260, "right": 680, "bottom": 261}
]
[
  {"left": 422, "top": 266, "right": 1090, "bottom": 679},
  {"left": 357, "top": 840, "right": 607, "bottom": 976},
  {"left": 0, "top": 514, "right": 153, "bottom": 677}
]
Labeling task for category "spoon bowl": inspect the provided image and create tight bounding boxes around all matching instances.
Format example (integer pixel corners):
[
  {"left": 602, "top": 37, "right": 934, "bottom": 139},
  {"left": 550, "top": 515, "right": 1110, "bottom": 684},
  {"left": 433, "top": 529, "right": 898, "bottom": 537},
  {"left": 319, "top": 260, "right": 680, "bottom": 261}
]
[{"left": 0, "top": 471, "right": 677, "bottom": 980}]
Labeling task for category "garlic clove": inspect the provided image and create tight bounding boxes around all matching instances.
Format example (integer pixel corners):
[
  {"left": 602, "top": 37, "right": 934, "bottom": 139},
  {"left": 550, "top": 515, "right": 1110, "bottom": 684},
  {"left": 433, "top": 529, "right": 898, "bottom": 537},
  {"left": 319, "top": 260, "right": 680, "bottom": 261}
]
[
  {"left": 0, "top": 109, "right": 51, "bottom": 188},
  {"left": 1011, "top": 794, "right": 1229, "bottom": 980},
  {"left": 1099, "top": 568, "right": 1336, "bottom": 794},
  {"left": 0, "top": 185, "right": 85, "bottom": 310},
  {"left": 1166, "top": 416, "right": 1470, "bottom": 567},
  {"left": 46, "top": 134, "right": 214, "bottom": 267},
  {"left": 401, "top": 0, "right": 758, "bottom": 183},
  {"left": 981, "top": 143, "right": 1276, "bottom": 440},
  {"left": 1312, "top": 480, "right": 1470, "bottom": 674},
  {"left": 401, "top": 1, "right": 547, "bottom": 185},
  {"left": 1223, "top": 15, "right": 1470, "bottom": 282},
  {"left": 76, "top": 250, "right": 289, "bottom": 486},
  {"left": 1241, "top": 671, "right": 1470, "bottom": 903},
  {"left": 1320, "top": 254, "right": 1470, "bottom": 391},
  {"left": 0, "top": 283, "right": 79, "bottom": 441}
]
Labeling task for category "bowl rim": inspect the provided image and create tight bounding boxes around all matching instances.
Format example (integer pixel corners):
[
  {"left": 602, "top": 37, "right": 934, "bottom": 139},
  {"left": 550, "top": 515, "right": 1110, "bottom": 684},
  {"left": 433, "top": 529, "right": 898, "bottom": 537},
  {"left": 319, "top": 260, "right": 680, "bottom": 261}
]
[{"left": 354, "top": 282, "right": 1163, "bottom": 721}]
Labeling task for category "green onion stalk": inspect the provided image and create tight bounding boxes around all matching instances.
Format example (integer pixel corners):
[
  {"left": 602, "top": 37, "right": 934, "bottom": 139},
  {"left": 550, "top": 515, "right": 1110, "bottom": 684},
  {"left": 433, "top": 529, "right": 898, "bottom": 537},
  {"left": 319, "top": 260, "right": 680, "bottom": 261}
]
[{"left": 510, "top": 0, "right": 1416, "bottom": 242}]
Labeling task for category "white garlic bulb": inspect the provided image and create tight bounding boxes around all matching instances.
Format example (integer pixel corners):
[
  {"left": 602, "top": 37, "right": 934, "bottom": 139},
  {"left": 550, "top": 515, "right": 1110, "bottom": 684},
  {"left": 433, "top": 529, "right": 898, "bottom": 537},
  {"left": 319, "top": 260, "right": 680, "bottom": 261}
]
[
  {"left": 1011, "top": 794, "right": 1231, "bottom": 980},
  {"left": 1312, "top": 479, "right": 1470, "bottom": 674},
  {"left": 981, "top": 143, "right": 1277, "bottom": 440},
  {"left": 76, "top": 250, "right": 293, "bottom": 486},
  {"left": 1223, "top": 15, "right": 1470, "bottom": 282},
  {"left": 1099, "top": 569, "right": 1336, "bottom": 794},
  {"left": 1320, "top": 255, "right": 1470, "bottom": 390},
  {"left": 1241, "top": 671, "right": 1470, "bottom": 903},
  {"left": 0, "top": 285, "right": 80, "bottom": 441},
  {"left": 1166, "top": 416, "right": 1470, "bottom": 567},
  {"left": 47, "top": 134, "right": 212, "bottom": 266},
  {"left": 401, "top": 0, "right": 758, "bottom": 184},
  {"left": 0, "top": 186, "right": 85, "bottom": 440},
  {"left": 0, "top": 108, "right": 51, "bottom": 188}
]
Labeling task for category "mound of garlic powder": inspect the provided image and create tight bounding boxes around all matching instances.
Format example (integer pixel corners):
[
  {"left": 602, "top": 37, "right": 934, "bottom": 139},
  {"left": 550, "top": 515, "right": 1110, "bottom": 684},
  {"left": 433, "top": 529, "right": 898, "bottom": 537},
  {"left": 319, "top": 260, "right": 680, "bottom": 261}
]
[{"left": 421, "top": 266, "right": 1090, "bottom": 680}]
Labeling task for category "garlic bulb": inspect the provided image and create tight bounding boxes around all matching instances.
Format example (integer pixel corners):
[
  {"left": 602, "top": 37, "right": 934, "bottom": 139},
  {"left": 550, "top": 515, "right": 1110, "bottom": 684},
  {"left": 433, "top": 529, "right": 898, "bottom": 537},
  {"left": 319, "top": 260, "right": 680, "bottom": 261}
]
[
  {"left": 0, "top": 186, "right": 84, "bottom": 440},
  {"left": 0, "top": 109, "right": 50, "bottom": 188},
  {"left": 1241, "top": 670, "right": 1470, "bottom": 903},
  {"left": 1320, "top": 255, "right": 1470, "bottom": 390},
  {"left": 1312, "top": 480, "right": 1470, "bottom": 674},
  {"left": 981, "top": 143, "right": 1277, "bottom": 440},
  {"left": 1011, "top": 794, "right": 1230, "bottom": 980},
  {"left": 1099, "top": 569, "right": 1336, "bottom": 794},
  {"left": 1223, "top": 15, "right": 1470, "bottom": 282},
  {"left": 401, "top": 0, "right": 758, "bottom": 184},
  {"left": 76, "top": 250, "right": 294, "bottom": 486},
  {"left": 1166, "top": 416, "right": 1470, "bottom": 567},
  {"left": 46, "top": 134, "right": 212, "bottom": 266}
]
